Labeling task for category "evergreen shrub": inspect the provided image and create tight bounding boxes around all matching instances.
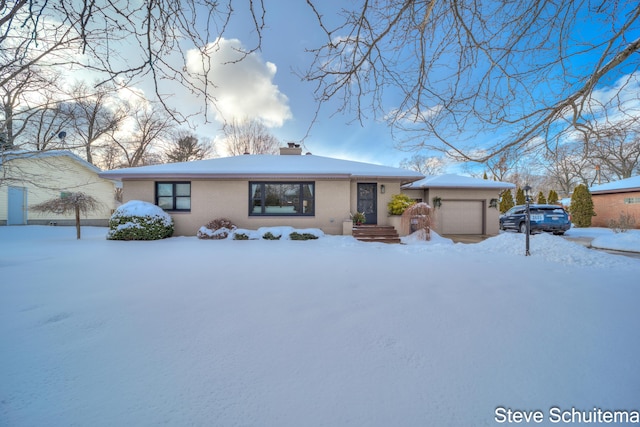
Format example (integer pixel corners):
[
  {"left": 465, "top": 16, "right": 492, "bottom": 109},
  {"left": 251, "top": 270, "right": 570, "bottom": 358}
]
[
  {"left": 262, "top": 231, "right": 281, "bottom": 240},
  {"left": 570, "top": 184, "right": 596, "bottom": 227},
  {"left": 107, "top": 200, "right": 174, "bottom": 240},
  {"left": 387, "top": 194, "right": 415, "bottom": 215},
  {"left": 289, "top": 232, "right": 319, "bottom": 240},
  {"left": 499, "top": 189, "right": 514, "bottom": 213}
]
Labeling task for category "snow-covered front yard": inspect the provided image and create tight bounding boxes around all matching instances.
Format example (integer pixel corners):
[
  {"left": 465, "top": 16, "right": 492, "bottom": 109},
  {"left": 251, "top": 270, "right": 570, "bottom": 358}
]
[{"left": 1, "top": 226, "right": 639, "bottom": 426}]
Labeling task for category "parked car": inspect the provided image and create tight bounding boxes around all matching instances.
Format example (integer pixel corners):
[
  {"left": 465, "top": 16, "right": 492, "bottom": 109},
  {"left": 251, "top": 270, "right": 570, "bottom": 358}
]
[{"left": 499, "top": 204, "right": 571, "bottom": 235}]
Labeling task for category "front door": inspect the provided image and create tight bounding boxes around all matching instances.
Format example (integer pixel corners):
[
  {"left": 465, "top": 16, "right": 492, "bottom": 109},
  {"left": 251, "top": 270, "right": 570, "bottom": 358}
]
[
  {"left": 357, "top": 183, "right": 377, "bottom": 224},
  {"left": 8, "top": 186, "right": 27, "bottom": 225}
]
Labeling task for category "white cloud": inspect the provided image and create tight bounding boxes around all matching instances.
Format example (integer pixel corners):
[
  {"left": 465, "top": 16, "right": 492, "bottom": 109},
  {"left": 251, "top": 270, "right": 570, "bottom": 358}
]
[{"left": 185, "top": 38, "right": 292, "bottom": 128}]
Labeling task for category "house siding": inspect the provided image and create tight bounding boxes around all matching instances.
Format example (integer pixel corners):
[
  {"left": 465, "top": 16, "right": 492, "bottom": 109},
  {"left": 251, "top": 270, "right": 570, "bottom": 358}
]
[
  {"left": 1, "top": 154, "right": 117, "bottom": 225},
  {"left": 401, "top": 187, "right": 503, "bottom": 235},
  {"left": 122, "top": 179, "right": 355, "bottom": 236},
  {"left": 591, "top": 191, "right": 640, "bottom": 229}
]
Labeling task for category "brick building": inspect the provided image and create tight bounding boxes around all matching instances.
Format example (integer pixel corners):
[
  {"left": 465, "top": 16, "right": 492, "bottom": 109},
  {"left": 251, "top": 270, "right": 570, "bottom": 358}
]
[{"left": 590, "top": 176, "right": 640, "bottom": 229}]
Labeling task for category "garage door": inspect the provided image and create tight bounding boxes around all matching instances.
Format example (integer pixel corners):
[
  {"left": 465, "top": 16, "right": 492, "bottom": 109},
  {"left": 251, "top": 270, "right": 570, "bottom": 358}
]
[{"left": 440, "top": 200, "right": 484, "bottom": 234}]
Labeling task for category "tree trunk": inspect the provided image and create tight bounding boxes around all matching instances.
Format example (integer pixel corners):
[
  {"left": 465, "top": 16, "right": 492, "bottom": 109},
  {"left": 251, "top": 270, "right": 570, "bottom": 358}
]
[{"left": 75, "top": 206, "right": 81, "bottom": 239}]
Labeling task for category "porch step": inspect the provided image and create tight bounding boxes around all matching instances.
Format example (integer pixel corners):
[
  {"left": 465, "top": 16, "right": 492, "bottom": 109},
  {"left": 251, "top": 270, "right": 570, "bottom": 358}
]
[{"left": 352, "top": 225, "right": 401, "bottom": 244}]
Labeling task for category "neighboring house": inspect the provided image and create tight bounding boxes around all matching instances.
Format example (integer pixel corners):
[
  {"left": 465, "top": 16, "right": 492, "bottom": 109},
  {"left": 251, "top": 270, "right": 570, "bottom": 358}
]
[
  {"left": 402, "top": 174, "right": 515, "bottom": 236},
  {"left": 0, "top": 150, "right": 118, "bottom": 226},
  {"left": 99, "top": 146, "right": 425, "bottom": 236},
  {"left": 589, "top": 176, "right": 640, "bottom": 229}
]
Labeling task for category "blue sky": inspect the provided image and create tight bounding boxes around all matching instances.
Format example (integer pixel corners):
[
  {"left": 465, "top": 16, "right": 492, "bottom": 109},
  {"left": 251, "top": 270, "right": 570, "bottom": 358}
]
[
  {"left": 172, "top": 1, "right": 419, "bottom": 168},
  {"left": 113, "top": 1, "right": 638, "bottom": 173}
]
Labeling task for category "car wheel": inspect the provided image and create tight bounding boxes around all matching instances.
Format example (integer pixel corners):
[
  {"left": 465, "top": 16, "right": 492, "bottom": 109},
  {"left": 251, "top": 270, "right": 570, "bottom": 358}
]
[{"left": 519, "top": 222, "right": 527, "bottom": 234}]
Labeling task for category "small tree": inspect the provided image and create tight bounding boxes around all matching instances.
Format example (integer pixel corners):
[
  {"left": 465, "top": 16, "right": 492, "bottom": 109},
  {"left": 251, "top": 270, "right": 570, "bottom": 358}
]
[
  {"left": 570, "top": 184, "right": 596, "bottom": 228},
  {"left": 536, "top": 191, "right": 547, "bottom": 204},
  {"left": 401, "top": 202, "right": 432, "bottom": 240},
  {"left": 30, "top": 192, "right": 101, "bottom": 239},
  {"left": 499, "top": 189, "right": 514, "bottom": 213},
  {"left": 547, "top": 189, "right": 559, "bottom": 205},
  {"left": 515, "top": 187, "right": 526, "bottom": 205}
]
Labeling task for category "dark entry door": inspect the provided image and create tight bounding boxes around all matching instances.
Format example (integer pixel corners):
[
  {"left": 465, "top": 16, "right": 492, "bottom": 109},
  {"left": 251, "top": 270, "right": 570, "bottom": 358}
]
[{"left": 357, "top": 183, "right": 377, "bottom": 224}]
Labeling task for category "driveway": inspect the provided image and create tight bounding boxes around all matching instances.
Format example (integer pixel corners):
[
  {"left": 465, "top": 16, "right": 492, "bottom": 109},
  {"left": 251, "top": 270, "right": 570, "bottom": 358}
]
[
  {"left": 445, "top": 233, "right": 640, "bottom": 259},
  {"left": 563, "top": 235, "right": 640, "bottom": 259}
]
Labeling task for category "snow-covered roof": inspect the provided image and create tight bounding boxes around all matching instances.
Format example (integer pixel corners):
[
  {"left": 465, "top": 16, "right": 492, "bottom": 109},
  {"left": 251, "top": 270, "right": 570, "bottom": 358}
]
[
  {"left": 402, "top": 174, "right": 515, "bottom": 190},
  {"left": 0, "top": 149, "right": 102, "bottom": 174},
  {"left": 590, "top": 175, "right": 640, "bottom": 194},
  {"left": 99, "top": 154, "right": 425, "bottom": 182}
]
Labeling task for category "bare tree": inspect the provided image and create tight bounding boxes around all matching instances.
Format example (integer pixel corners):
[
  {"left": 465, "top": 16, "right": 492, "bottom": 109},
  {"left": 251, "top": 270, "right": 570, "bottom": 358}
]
[
  {"left": 222, "top": 118, "right": 280, "bottom": 155},
  {"left": 582, "top": 118, "right": 640, "bottom": 181},
  {"left": 303, "top": 1, "right": 640, "bottom": 162},
  {"left": 1, "top": 64, "right": 65, "bottom": 150},
  {"left": 63, "top": 81, "right": 129, "bottom": 165},
  {"left": 1, "top": 1, "right": 267, "bottom": 119},
  {"left": 109, "top": 104, "right": 175, "bottom": 167},
  {"left": 30, "top": 192, "right": 101, "bottom": 239},
  {"left": 164, "top": 131, "right": 215, "bottom": 163},
  {"left": 399, "top": 153, "right": 445, "bottom": 175}
]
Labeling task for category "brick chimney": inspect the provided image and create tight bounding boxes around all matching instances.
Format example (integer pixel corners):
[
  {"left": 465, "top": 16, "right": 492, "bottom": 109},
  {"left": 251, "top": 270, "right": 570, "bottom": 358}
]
[{"left": 280, "top": 142, "right": 302, "bottom": 155}]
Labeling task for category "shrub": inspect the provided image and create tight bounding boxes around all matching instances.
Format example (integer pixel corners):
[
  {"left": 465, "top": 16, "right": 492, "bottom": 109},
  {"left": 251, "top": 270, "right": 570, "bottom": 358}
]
[
  {"left": 499, "top": 189, "right": 514, "bottom": 213},
  {"left": 197, "top": 218, "right": 237, "bottom": 239},
  {"left": 107, "top": 200, "right": 174, "bottom": 240},
  {"left": 608, "top": 212, "right": 636, "bottom": 233},
  {"left": 387, "top": 193, "right": 415, "bottom": 215},
  {"left": 536, "top": 191, "right": 547, "bottom": 204},
  {"left": 547, "top": 189, "right": 559, "bottom": 205},
  {"left": 515, "top": 187, "right": 526, "bottom": 205},
  {"left": 233, "top": 232, "right": 249, "bottom": 240},
  {"left": 262, "top": 231, "right": 281, "bottom": 240},
  {"left": 570, "top": 184, "right": 596, "bottom": 228},
  {"left": 289, "top": 232, "right": 319, "bottom": 240}
]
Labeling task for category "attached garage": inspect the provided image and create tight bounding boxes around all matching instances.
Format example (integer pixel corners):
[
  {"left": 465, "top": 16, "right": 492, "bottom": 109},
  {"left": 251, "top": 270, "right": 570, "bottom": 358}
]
[
  {"left": 402, "top": 174, "right": 515, "bottom": 236},
  {"left": 440, "top": 200, "right": 484, "bottom": 234}
]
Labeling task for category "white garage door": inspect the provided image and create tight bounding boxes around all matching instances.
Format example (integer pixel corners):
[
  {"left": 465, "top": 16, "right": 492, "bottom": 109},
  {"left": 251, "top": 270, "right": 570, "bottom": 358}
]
[{"left": 440, "top": 200, "right": 484, "bottom": 234}]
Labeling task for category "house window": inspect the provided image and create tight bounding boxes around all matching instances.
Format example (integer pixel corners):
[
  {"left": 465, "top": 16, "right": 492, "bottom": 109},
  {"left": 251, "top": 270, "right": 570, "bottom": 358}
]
[
  {"left": 156, "top": 182, "right": 191, "bottom": 211},
  {"left": 250, "top": 182, "right": 315, "bottom": 216},
  {"left": 624, "top": 197, "right": 640, "bottom": 204}
]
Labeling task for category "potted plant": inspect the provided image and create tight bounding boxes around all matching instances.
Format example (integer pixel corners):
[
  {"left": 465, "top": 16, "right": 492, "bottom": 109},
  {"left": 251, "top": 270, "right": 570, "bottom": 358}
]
[{"left": 351, "top": 211, "right": 366, "bottom": 226}]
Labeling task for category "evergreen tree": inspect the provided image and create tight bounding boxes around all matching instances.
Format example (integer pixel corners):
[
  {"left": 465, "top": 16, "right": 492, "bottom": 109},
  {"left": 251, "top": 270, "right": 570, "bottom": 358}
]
[
  {"left": 499, "top": 189, "right": 514, "bottom": 213},
  {"left": 547, "top": 189, "right": 559, "bottom": 205},
  {"left": 570, "top": 184, "right": 596, "bottom": 227},
  {"left": 536, "top": 191, "right": 547, "bottom": 204},
  {"left": 483, "top": 171, "right": 488, "bottom": 180},
  {"left": 515, "top": 187, "right": 526, "bottom": 205}
]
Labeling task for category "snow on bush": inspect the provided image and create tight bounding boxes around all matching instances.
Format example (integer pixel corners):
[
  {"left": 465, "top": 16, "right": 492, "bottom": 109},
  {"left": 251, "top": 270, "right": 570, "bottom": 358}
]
[
  {"left": 107, "top": 200, "right": 174, "bottom": 240},
  {"left": 224, "top": 226, "right": 325, "bottom": 240},
  {"left": 197, "top": 218, "right": 237, "bottom": 239}
]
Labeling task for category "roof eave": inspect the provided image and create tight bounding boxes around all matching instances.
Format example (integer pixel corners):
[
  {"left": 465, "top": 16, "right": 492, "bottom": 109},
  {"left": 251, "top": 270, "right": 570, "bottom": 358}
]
[{"left": 591, "top": 187, "right": 640, "bottom": 195}]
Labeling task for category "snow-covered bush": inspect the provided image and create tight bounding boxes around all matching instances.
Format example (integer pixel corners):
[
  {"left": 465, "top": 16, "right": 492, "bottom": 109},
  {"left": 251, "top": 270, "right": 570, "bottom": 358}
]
[
  {"left": 197, "top": 218, "right": 237, "bottom": 239},
  {"left": 262, "top": 231, "right": 281, "bottom": 240},
  {"left": 289, "top": 232, "right": 319, "bottom": 240},
  {"left": 107, "top": 200, "right": 174, "bottom": 240}
]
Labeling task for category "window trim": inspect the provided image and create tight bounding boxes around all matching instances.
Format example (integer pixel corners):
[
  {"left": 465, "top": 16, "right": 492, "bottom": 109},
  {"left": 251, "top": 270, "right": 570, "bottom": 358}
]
[
  {"left": 249, "top": 181, "right": 315, "bottom": 216},
  {"left": 155, "top": 181, "right": 191, "bottom": 212}
]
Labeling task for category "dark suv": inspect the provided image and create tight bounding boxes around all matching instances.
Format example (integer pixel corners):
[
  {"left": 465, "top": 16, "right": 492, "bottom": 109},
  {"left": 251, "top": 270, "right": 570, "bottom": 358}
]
[{"left": 499, "top": 204, "right": 571, "bottom": 235}]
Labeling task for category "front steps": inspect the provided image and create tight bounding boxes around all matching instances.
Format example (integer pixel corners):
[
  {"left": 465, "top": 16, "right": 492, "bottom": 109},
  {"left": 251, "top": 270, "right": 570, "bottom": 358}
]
[{"left": 352, "top": 225, "right": 401, "bottom": 244}]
